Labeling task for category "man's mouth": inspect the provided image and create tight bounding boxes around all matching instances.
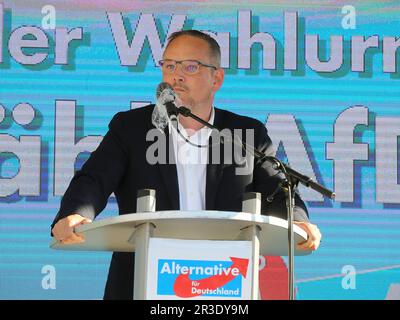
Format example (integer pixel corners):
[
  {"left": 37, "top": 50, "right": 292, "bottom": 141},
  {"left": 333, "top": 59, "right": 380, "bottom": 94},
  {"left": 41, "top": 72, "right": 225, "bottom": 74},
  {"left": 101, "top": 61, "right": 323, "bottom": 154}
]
[{"left": 173, "top": 86, "right": 186, "bottom": 92}]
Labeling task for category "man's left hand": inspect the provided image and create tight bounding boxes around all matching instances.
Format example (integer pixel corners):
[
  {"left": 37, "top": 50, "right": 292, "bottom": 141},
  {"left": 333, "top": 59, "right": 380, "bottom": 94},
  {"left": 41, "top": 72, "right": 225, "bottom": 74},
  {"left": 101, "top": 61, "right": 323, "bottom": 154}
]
[{"left": 294, "top": 221, "right": 322, "bottom": 251}]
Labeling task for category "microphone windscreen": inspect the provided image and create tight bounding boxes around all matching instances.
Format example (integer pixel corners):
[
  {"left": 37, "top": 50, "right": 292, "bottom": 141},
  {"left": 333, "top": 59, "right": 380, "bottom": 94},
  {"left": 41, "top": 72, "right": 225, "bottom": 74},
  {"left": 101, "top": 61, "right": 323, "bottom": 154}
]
[
  {"left": 156, "top": 82, "right": 174, "bottom": 99},
  {"left": 152, "top": 82, "right": 176, "bottom": 131}
]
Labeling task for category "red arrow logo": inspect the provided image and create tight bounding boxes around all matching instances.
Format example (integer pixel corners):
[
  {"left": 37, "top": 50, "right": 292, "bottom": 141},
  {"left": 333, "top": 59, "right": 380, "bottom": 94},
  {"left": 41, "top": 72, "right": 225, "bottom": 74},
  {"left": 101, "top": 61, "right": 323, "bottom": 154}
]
[{"left": 173, "top": 257, "right": 249, "bottom": 298}]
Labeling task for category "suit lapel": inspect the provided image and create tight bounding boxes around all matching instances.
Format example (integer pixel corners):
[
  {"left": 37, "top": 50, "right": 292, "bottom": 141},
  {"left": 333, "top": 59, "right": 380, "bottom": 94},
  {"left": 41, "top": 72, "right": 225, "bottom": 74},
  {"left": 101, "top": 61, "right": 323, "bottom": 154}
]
[
  {"left": 206, "top": 109, "right": 225, "bottom": 210},
  {"left": 158, "top": 126, "right": 180, "bottom": 210}
]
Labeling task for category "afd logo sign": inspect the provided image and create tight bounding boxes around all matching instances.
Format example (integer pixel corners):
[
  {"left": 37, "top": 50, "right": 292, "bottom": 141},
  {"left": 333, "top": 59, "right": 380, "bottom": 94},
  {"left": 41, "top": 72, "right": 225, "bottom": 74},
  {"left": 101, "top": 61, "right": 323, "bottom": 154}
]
[{"left": 157, "top": 257, "right": 249, "bottom": 298}]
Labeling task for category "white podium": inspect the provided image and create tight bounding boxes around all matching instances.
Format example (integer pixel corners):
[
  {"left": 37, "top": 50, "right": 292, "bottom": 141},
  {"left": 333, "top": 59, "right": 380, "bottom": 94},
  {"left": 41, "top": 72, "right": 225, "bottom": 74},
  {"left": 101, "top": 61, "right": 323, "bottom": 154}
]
[{"left": 50, "top": 210, "right": 310, "bottom": 300}]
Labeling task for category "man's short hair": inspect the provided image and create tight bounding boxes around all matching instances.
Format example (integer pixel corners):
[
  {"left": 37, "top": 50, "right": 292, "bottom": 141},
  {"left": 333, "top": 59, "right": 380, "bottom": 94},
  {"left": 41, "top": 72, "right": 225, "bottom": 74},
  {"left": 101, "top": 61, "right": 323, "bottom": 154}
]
[{"left": 165, "top": 30, "right": 221, "bottom": 67}]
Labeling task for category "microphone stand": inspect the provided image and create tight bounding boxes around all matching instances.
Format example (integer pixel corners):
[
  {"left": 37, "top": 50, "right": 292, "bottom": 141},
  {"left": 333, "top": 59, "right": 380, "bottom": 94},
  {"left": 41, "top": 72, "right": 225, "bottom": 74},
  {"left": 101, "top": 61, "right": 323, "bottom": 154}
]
[{"left": 173, "top": 105, "right": 335, "bottom": 300}]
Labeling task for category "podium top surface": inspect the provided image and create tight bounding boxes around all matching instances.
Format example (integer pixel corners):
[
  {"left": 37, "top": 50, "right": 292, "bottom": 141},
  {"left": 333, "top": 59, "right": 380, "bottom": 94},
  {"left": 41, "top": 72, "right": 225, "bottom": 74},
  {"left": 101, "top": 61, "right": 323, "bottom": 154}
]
[{"left": 50, "top": 210, "right": 311, "bottom": 256}]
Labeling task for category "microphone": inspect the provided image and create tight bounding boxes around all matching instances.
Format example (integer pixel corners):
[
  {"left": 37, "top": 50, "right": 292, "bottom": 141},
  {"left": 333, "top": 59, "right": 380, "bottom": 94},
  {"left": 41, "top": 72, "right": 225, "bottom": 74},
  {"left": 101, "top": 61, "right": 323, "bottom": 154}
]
[{"left": 152, "top": 82, "right": 179, "bottom": 130}]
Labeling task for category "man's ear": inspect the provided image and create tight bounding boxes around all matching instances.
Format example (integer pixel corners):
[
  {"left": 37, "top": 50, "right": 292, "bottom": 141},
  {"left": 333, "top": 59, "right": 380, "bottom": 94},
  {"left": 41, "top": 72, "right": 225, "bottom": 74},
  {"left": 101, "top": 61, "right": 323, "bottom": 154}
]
[{"left": 212, "top": 68, "right": 225, "bottom": 92}]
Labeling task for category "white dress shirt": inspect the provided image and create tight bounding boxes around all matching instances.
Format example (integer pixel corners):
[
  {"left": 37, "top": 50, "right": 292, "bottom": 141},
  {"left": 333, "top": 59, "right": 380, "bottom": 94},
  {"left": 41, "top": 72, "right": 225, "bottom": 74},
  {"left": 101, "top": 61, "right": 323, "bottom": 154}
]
[{"left": 170, "top": 108, "right": 215, "bottom": 211}]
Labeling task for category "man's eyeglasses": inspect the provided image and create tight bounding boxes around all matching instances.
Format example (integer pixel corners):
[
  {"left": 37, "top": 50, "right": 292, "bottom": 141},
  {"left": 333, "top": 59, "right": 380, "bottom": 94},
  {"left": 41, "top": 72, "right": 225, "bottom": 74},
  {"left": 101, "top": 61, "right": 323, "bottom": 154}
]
[{"left": 159, "top": 59, "right": 217, "bottom": 75}]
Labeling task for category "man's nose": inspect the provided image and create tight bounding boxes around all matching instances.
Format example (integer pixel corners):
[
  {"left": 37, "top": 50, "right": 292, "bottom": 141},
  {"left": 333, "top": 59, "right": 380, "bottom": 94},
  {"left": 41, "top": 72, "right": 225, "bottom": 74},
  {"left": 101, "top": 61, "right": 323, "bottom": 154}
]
[{"left": 173, "top": 63, "right": 185, "bottom": 82}]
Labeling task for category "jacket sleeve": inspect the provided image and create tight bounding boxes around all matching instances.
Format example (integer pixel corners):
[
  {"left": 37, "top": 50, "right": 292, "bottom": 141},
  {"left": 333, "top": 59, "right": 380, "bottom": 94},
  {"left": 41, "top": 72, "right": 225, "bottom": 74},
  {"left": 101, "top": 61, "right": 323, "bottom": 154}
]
[
  {"left": 252, "top": 122, "right": 309, "bottom": 222},
  {"left": 50, "top": 112, "right": 129, "bottom": 230}
]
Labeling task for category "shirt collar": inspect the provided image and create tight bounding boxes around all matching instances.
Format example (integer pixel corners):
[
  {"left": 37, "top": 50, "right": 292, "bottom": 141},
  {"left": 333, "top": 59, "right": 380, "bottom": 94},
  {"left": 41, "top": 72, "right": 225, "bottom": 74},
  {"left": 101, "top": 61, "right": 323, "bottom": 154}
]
[{"left": 170, "top": 107, "right": 215, "bottom": 140}]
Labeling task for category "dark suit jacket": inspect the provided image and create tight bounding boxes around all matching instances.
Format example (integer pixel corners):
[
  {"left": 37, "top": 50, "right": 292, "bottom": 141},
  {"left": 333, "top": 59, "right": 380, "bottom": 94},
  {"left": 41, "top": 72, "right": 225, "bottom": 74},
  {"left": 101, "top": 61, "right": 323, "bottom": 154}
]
[{"left": 51, "top": 105, "right": 309, "bottom": 300}]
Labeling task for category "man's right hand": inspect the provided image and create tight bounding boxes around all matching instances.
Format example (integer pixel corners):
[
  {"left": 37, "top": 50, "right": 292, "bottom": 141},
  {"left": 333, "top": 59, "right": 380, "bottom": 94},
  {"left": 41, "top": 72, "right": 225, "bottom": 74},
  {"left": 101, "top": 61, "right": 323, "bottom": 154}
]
[{"left": 51, "top": 214, "right": 92, "bottom": 244}]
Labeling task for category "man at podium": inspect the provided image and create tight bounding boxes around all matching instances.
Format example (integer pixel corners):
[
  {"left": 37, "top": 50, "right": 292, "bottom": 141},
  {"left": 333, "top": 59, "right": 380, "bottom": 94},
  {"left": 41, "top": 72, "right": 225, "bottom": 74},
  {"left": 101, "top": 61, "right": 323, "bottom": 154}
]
[{"left": 51, "top": 30, "right": 322, "bottom": 299}]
